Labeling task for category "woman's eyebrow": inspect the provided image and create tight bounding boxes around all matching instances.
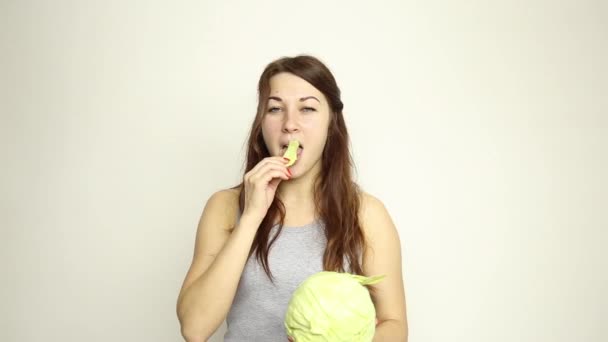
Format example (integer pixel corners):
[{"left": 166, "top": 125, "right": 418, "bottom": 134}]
[{"left": 268, "top": 96, "right": 320, "bottom": 103}]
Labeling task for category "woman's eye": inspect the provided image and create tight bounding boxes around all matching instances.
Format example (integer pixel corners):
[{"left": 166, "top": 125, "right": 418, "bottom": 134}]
[{"left": 267, "top": 107, "right": 316, "bottom": 113}]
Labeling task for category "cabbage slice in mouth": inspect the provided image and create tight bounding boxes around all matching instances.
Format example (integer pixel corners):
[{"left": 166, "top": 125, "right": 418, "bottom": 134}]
[{"left": 283, "top": 140, "right": 300, "bottom": 167}]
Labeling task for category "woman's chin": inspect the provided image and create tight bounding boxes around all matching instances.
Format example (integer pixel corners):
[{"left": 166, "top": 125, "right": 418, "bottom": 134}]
[{"left": 287, "top": 164, "right": 301, "bottom": 178}]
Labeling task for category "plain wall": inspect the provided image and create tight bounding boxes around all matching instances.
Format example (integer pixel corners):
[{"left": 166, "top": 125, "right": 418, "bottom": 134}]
[{"left": 2, "top": 1, "right": 606, "bottom": 341}]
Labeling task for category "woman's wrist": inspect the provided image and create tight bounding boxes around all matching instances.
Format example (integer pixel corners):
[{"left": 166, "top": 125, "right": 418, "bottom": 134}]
[{"left": 238, "top": 212, "right": 264, "bottom": 230}]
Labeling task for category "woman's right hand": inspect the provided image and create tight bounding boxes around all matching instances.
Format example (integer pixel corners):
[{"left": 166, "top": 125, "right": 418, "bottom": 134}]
[{"left": 242, "top": 156, "right": 291, "bottom": 222}]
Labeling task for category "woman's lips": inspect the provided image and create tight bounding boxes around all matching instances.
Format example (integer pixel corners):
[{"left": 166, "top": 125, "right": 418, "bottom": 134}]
[
  {"left": 280, "top": 147, "right": 303, "bottom": 160},
  {"left": 281, "top": 145, "right": 303, "bottom": 155}
]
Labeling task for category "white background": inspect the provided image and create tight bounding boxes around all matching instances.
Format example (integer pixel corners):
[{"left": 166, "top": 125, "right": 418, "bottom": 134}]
[{"left": 2, "top": 1, "right": 606, "bottom": 341}]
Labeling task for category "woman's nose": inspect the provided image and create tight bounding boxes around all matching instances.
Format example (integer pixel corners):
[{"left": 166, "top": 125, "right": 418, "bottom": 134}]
[{"left": 282, "top": 110, "right": 300, "bottom": 133}]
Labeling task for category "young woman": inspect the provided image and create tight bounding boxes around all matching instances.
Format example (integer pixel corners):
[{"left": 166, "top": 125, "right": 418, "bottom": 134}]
[{"left": 176, "top": 55, "right": 408, "bottom": 341}]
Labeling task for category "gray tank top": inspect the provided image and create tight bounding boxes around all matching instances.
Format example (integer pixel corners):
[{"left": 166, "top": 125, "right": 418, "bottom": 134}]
[{"left": 224, "top": 212, "right": 327, "bottom": 342}]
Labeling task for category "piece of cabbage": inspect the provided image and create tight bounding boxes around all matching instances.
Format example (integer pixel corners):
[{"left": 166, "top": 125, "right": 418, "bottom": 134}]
[
  {"left": 283, "top": 140, "right": 299, "bottom": 167},
  {"left": 284, "top": 271, "right": 385, "bottom": 342}
]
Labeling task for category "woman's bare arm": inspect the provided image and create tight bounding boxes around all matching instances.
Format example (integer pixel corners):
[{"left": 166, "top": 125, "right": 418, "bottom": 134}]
[
  {"left": 176, "top": 190, "right": 261, "bottom": 342},
  {"left": 360, "top": 193, "right": 408, "bottom": 341}
]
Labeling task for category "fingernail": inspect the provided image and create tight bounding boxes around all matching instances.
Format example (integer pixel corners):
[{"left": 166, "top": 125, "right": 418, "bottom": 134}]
[
  {"left": 283, "top": 157, "right": 290, "bottom": 162},
  {"left": 287, "top": 168, "right": 292, "bottom": 176}
]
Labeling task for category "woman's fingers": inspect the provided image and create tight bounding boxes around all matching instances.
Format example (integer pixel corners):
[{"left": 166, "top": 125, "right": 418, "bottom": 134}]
[
  {"left": 245, "top": 157, "right": 289, "bottom": 181},
  {"left": 249, "top": 161, "right": 290, "bottom": 183},
  {"left": 267, "top": 169, "right": 291, "bottom": 182}
]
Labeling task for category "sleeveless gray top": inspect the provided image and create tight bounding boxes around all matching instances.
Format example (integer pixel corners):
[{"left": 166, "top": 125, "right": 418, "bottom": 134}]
[{"left": 224, "top": 212, "right": 327, "bottom": 342}]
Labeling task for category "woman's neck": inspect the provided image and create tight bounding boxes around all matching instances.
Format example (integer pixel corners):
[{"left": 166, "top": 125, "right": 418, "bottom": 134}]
[
  {"left": 277, "top": 176, "right": 314, "bottom": 208},
  {"left": 276, "top": 163, "right": 321, "bottom": 223}
]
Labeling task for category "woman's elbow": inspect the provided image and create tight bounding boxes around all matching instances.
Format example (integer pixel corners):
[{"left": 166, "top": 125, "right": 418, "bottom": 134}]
[
  {"left": 180, "top": 325, "right": 210, "bottom": 342},
  {"left": 177, "top": 311, "right": 212, "bottom": 342}
]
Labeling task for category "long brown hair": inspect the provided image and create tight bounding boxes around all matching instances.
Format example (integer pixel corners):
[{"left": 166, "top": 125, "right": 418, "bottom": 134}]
[{"left": 231, "top": 55, "right": 365, "bottom": 282}]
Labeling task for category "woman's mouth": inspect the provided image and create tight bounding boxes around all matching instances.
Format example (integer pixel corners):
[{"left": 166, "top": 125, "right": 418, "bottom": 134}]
[{"left": 281, "top": 144, "right": 304, "bottom": 156}]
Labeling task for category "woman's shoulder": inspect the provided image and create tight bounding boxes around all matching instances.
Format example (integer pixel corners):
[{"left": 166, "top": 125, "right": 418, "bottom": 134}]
[
  {"left": 204, "top": 187, "right": 241, "bottom": 230},
  {"left": 207, "top": 187, "right": 240, "bottom": 205},
  {"left": 359, "top": 191, "right": 386, "bottom": 215},
  {"left": 358, "top": 191, "right": 393, "bottom": 235}
]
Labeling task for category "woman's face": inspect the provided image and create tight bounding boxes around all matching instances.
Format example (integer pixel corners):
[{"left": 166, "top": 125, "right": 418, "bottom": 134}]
[{"left": 261, "top": 72, "right": 331, "bottom": 177}]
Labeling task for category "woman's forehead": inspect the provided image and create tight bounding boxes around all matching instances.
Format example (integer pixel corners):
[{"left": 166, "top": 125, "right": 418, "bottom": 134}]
[{"left": 268, "top": 73, "right": 323, "bottom": 98}]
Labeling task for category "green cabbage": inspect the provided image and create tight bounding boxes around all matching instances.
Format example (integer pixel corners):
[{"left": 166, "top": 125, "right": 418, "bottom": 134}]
[
  {"left": 283, "top": 140, "right": 299, "bottom": 167},
  {"left": 284, "top": 271, "right": 385, "bottom": 342}
]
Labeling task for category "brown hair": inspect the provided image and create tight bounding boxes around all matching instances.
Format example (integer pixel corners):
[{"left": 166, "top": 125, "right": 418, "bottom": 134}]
[{"left": 231, "top": 55, "right": 365, "bottom": 282}]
